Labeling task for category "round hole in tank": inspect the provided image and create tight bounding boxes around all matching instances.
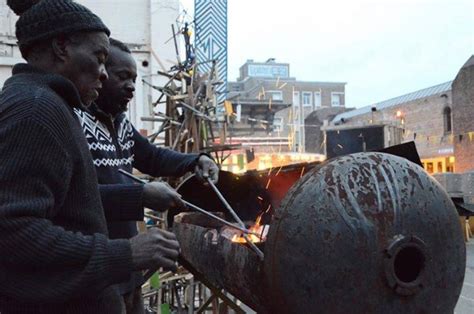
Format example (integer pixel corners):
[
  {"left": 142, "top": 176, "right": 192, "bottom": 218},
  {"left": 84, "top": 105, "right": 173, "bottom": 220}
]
[{"left": 393, "top": 245, "right": 425, "bottom": 284}]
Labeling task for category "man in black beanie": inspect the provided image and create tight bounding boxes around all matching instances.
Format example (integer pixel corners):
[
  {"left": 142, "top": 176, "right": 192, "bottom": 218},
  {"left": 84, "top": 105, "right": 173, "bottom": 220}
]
[{"left": 0, "top": 1, "right": 180, "bottom": 313}]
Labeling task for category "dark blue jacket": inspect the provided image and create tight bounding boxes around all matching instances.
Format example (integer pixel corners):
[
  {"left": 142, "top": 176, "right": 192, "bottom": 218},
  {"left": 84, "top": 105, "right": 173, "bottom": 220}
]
[{"left": 75, "top": 103, "right": 198, "bottom": 293}]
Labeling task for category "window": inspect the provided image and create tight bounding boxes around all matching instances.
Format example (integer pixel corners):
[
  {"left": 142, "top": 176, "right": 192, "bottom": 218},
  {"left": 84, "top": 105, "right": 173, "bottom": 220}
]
[
  {"left": 443, "top": 106, "right": 452, "bottom": 134},
  {"left": 314, "top": 92, "right": 321, "bottom": 107},
  {"left": 293, "top": 91, "right": 300, "bottom": 106},
  {"left": 267, "top": 90, "right": 283, "bottom": 101},
  {"left": 302, "top": 92, "right": 312, "bottom": 107},
  {"left": 437, "top": 162, "right": 443, "bottom": 173},
  {"left": 331, "top": 92, "right": 344, "bottom": 106},
  {"left": 273, "top": 117, "right": 283, "bottom": 132},
  {"left": 426, "top": 162, "right": 434, "bottom": 174},
  {"left": 293, "top": 91, "right": 300, "bottom": 122}
]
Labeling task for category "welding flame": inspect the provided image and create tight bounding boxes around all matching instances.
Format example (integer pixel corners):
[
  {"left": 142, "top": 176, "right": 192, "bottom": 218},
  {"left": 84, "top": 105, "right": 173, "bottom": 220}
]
[{"left": 231, "top": 213, "right": 268, "bottom": 243}]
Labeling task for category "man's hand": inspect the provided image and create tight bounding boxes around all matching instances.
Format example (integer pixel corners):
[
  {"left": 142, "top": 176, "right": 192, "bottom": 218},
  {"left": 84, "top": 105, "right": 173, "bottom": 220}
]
[
  {"left": 129, "top": 228, "right": 180, "bottom": 271},
  {"left": 142, "top": 181, "right": 185, "bottom": 212},
  {"left": 195, "top": 155, "right": 219, "bottom": 184}
]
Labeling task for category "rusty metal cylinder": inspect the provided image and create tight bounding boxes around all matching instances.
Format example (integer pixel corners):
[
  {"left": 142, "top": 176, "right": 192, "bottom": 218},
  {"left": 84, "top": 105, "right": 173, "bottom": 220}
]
[{"left": 264, "top": 152, "right": 465, "bottom": 313}]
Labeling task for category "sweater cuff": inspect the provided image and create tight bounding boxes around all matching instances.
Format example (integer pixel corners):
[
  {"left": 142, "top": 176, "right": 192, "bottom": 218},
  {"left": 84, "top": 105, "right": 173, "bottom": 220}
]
[{"left": 102, "top": 238, "right": 134, "bottom": 285}]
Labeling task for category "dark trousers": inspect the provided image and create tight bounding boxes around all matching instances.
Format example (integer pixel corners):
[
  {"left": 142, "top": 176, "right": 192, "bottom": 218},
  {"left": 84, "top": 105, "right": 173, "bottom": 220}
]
[{"left": 120, "top": 287, "right": 144, "bottom": 314}]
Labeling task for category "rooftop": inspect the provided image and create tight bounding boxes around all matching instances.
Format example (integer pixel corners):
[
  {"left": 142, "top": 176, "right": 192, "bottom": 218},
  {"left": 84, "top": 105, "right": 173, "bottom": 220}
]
[{"left": 333, "top": 81, "right": 452, "bottom": 123}]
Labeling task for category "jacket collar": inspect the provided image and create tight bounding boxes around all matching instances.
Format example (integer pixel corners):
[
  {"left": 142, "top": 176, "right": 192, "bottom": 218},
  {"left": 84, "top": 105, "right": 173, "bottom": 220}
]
[
  {"left": 11, "top": 63, "right": 85, "bottom": 110},
  {"left": 88, "top": 102, "right": 126, "bottom": 126}
]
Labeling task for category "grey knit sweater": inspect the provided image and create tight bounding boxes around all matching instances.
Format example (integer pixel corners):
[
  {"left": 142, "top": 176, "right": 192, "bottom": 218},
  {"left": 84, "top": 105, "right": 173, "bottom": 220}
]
[{"left": 0, "top": 64, "right": 133, "bottom": 313}]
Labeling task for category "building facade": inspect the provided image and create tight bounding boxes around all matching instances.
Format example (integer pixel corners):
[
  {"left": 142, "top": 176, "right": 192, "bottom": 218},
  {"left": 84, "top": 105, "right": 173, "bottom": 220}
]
[
  {"left": 330, "top": 81, "right": 455, "bottom": 174},
  {"left": 304, "top": 107, "right": 349, "bottom": 154},
  {"left": 0, "top": 0, "right": 180, "bottom": 132},
  {"left": 452, "top": 56, "right": 474, "bottom": 173},
  {"left": 228, "top": 59, "right": 346, "bottom": 152}
]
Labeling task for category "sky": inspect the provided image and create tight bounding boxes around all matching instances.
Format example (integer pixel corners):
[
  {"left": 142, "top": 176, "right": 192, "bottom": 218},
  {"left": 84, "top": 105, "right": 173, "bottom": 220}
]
[{"left": 180, "top": 0, "right": 473, "bottom": 108}]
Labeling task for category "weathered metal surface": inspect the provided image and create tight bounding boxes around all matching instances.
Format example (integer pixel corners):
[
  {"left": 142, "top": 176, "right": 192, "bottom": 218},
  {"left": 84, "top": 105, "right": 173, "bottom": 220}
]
[
  {"left": 265, "top": 152, "right": 466, "bottom": 313},
  {"left": 173, "top": 213, "right": 267, "bottom": 313}
]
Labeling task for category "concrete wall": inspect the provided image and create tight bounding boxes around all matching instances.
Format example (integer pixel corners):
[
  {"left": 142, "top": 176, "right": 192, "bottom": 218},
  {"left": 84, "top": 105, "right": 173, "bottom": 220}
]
[
  {"left": 453, "top": 56, "right": 474, "bottom": 173},
  {"left": 304, "top": 107, "right": 349, "bottom": 154},
  {"left": 0, "top": 0, "right": 179, "bottom": 132}
]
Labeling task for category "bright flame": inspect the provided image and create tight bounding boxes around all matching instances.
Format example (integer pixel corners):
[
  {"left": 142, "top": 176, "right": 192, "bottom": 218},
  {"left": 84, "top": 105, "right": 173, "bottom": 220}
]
[{"left": 231, "top": 213, "right": 268, "bottom": 243}]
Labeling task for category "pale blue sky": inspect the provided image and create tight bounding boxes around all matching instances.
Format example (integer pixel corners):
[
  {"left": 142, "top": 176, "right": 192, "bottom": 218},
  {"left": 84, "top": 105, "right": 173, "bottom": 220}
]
[{"left": 181, "top": 0, "right": 473, "bottom": 108}]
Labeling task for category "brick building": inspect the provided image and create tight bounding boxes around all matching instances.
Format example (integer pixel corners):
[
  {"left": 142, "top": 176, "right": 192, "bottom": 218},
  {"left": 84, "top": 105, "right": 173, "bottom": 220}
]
[
  {"left": 329, "top": 55, "right": 474, "bottom": 174},
  {"left": 228, "top": 59, "right": 346, "bottom": 152},
  {"left": 453, "top": 56, "right": 474, "bottom": 173},
  {"left": 330, "top": 81, "right": 454, "bottom": 173}
]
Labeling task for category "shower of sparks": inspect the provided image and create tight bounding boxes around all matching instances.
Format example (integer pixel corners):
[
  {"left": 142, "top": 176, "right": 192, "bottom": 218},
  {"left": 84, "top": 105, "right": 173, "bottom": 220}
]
[
  {"left": 267, "top": 167, "right": 273, "bottom": 176},
  {"left": 265, "top": 178, "right": 272, "bottom": 190},
  {"left": 275, "top": 165, "right": 283, "bottom": 176},
  {"left": 300, "top": 166, "right": 306, "bottom": 178}
]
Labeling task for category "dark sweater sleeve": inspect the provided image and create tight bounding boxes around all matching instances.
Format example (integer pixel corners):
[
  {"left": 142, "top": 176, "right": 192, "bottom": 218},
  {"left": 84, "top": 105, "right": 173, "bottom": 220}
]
[
  {"left": 99, "top": 184, "right": 144, "bottom": 221},
  {"left": 132, "top": 125, "right": 199, "bottom": 177},
  {"left": 0, "top": 118, "right": 133, "bottom": 303}
]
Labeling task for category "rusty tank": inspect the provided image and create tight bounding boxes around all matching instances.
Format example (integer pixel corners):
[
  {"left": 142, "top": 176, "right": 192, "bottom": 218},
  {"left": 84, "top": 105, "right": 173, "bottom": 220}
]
[{"left": 175, "top": 152, "right": 466, "bottom": 313}]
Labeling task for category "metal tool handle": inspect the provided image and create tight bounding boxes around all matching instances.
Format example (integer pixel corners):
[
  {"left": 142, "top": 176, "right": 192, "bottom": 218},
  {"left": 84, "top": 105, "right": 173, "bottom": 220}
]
[
  {"left": 118, "top": 169, "right": 258, "bottom": 236},
  {"left": 206, "top": 178, "right": 265, "bottom": 261}
]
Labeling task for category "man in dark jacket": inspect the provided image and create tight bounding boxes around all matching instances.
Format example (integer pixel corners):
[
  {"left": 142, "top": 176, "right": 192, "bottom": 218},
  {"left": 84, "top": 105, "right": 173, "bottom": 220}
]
[
  {"left": 75, "top": 38, "right": 219, "bottom": 313},
  {"left": 0, "top": 1, "right": 179, "bottom": 313}
]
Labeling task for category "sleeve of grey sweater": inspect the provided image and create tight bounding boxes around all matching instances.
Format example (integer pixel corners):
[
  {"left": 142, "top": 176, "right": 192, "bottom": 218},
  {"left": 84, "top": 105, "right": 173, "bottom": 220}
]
[
  {"left": 99, "top": 183, "right": 145, "bottom": 221},
  {"left": 0, "top": 117, "right": 132, "bottom": 303}
]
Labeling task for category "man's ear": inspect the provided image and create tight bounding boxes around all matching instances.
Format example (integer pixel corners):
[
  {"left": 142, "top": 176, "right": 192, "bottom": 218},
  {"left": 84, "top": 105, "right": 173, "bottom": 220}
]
[{"left": 51, "top": 35, "right": 70, "bottom": 62}]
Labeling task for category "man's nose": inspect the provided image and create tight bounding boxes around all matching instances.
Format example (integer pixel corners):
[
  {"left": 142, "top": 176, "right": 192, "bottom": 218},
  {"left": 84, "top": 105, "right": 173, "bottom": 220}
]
[
  {"left": 99, "top": 65, "right": 108, "bottom": 82},
  {"left": 125, "top": 81, "right": 135, "bottom": 93}
]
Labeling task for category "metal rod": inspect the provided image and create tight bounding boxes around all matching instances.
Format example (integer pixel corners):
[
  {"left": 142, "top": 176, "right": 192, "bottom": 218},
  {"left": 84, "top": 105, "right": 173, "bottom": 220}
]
[
  {"left": 119, "top": 169, "right": 147, "bottom": 183},
  {"left": 206, "top": 178, "right": 265, "bottom": 260},
  {"left": 118, "top": 170, "right": 259, "bottom": 236},
  {"left": 206, "top": 178, "right": 246, "bottom": 227},
  {"left": 183, "top": 201, "right": 259, "bottom": 236}
]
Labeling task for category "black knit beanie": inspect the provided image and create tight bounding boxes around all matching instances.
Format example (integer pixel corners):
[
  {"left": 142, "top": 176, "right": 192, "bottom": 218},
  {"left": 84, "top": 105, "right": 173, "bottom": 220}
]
[{"left": 7, "top": 0, "right": 110, "bottom": 52}]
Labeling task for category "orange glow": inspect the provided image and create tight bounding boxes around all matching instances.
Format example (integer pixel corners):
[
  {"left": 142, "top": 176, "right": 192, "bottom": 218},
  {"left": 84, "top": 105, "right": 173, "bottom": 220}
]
[
  {"left": 231, "top": 213, "right": 268, "bottom": 244},
  {"left": 396, "top": 110, "right": 403, "bottom": 118},
  {"left": 299, "top": 166, "right": 306, "bottom": 178}
]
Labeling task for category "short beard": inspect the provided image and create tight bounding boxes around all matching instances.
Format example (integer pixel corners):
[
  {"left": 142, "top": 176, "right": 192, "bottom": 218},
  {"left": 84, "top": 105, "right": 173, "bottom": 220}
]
[{"left": 97, "top": 96, "right": 127, "bottom": 117}]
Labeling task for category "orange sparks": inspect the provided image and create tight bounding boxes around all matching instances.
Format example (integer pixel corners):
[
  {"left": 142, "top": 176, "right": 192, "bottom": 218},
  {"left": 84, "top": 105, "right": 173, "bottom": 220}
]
[
  {"left": 265, "top": 178, "right": 272, "bottom": 189},
  {"left": 267, "top": 167, "right": 273, "bottom": 176},
  {"left": 300, "top": 166, "right": 306, "bottom": 178},
  {"left": 275, "top": 165, "right": 283, "bottom": 176},
  {"left": 231, "top": 212, "right": 267, "bottom": 243}
]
